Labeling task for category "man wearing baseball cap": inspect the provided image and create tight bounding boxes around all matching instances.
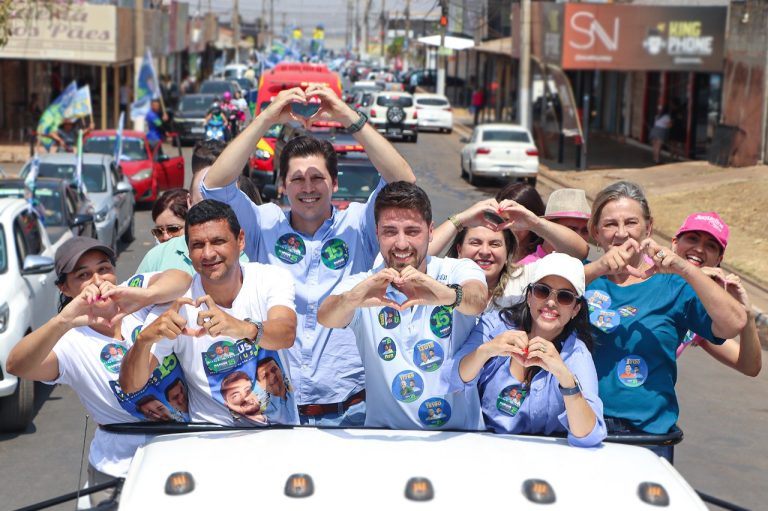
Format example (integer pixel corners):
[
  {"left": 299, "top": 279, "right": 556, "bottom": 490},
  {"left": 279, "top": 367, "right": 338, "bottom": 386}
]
[{"left": 671, "top": 212, "right": 761, "bottom": 377}]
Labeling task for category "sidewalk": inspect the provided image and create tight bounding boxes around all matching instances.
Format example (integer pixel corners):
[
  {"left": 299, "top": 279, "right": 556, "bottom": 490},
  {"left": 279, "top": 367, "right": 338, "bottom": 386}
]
[{"left": 0, "top": 143, "right": 31, "bottom": 163}]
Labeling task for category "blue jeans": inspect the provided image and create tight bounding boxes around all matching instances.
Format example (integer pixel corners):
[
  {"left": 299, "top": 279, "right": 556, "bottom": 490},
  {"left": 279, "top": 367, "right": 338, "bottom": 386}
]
[{"left": 299, "top": 400, "right": 366, "bottom": 427}]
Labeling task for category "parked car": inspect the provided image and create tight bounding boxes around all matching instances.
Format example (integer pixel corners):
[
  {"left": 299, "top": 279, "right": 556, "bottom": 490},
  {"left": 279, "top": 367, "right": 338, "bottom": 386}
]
[
  {"left": 83, "top": 130, "right": 185, "bottom": 203},
  {"left": 174, "top": 93, "right": 218, "bottom": 145},
  {"left": 332, "top": 156, "right": 380, "bottom": 210},
  {"left": 0, "top": 199, "right": 58, "bottom": 431},
  {"left": 414, "top": 93, "right": 454, "bottom": 133},
  {"left": 460, "top": 123, "right": 539, "bottom": 186},
  {"left": 367, "top": 91, "right": 419, "bottom": 143},
  {"left": 0, "top": 176, "right": 96, "bottom": 246},
  {"left": 20, "top": 153, "right": 135, "bottom": 252}
]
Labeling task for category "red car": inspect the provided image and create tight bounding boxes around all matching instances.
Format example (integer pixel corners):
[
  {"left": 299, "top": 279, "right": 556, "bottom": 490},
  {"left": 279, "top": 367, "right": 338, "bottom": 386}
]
[
  {"left": 249, "top": 124, "right": 282, "bottom": 190},
  {"left": 83, "top": 130, "right": 185, "bottom": 203}
]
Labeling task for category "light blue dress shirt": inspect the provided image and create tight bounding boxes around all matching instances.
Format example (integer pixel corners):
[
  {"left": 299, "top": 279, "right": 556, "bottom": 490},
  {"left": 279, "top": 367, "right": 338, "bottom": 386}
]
[{"left": 201, "top": 178, "right": 384, "bottom": 405}]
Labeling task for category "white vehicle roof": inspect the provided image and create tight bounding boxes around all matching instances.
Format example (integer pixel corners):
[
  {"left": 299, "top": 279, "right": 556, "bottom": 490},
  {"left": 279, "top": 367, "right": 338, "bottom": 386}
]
[
  {"left": 413, "top": 93, "right": 450, "bottom": 101},
  {"left": 33, "top": 152, "right": 113, "bottom": 166},
  {"left": 119, "top": 427, "right": 705, "bottom": 510}
]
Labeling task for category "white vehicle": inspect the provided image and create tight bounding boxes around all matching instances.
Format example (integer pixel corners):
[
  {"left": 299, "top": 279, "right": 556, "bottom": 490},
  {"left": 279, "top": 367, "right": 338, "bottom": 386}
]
[
  {"left": 460, "top": 123, "right": 540, "bottom": 186},
  {"left": 114, "top": 427, "right": 707, "bottom": 509},
  {"left": 222, "top": 63, "right": 248, "bottom": 80},
  {"left": 21, "top": 153, "right": 135, "bottom": 253},
  {"left": 414, "top": 93, "right": 454, "bottom": 133},
  {"left": 0, "top": 199, "right": 57, "bottom": 432},
  {"left": 368, "top": 91, "right": 419, "bottom": 143}
]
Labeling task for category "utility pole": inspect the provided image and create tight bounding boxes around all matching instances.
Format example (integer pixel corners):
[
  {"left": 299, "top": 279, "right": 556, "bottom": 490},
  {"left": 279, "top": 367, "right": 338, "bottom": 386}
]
[
  {"left": 363, "top": 0, "right": 373, "bottom": 59},
  {"left": 133, "top": 0, "right": 145, "bottom": 130},
  {"left": 404, "top": 0, "right": 411, "bottom": 72},
  {"left": 269, "top": 0, "right": 274, "bottom": 48},
  {"left": 354, "top": 0, "right": 360, "bottom": 56},
  {"left": 380, "top": 0, "right": 387, "bottom": 62},
  {"left": 437, "top": 0, "right": 448, "bottom": 96},
  {"left": 519, "top": 0, "right": 532, "bottom": 130},
  {"left": 233, "top": 0, "right": 241, "bottom": 64}
]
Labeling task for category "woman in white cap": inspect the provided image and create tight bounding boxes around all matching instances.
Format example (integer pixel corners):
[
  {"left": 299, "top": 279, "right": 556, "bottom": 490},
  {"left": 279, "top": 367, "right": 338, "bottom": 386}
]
[
  {"left": 448, "top": 253, "right": 606, "bottom": 447},
  {"left": 6, "top": 236, "right": 191, "bottom": 505},
  {"left": 583, "top": 182, "right": 746, "bottom": 460},
  {"left": 672, "top": 212, "right": 761, "bottom": 376}
]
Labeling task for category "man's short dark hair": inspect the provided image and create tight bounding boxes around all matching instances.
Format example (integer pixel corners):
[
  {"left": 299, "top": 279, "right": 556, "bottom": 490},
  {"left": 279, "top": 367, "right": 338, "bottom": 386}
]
[
  {"left": 136, "top": 394, "right": 161, "bottom": 412},
  {"left": 164, "top": 378, "right": 185, "bottom": 400},
  {"left": 278, "top": 135, "right": 338, "bottom": 183},
  {"left": 257, "top": 356, "right": 278, "bottom": 371},
  {"left": 191, "top": 139, "right": 226, "bottom": 174},
  {"left": 185, "top": 199, "right": 241, "bottom": 243},
  {"left": 220, "top": 371, "right": 252, "bottom": 399},
  {"left": 374, "top": 181, "right": 432, "bottom": 225}
]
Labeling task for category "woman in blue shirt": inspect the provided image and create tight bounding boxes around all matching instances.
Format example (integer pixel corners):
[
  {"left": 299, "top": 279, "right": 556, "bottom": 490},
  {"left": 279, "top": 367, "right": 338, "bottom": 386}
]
[
  {"left": 583, "top": 182, "right": 746, "bottom": 455},
  {"left": 449, "top": 253, "right": 606, "bottom": 447}
]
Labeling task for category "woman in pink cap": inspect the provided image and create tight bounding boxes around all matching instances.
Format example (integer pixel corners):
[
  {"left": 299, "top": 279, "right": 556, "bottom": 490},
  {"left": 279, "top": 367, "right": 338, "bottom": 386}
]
[{"left": 672, "top": 212, "right": 761, "bottom": 376}]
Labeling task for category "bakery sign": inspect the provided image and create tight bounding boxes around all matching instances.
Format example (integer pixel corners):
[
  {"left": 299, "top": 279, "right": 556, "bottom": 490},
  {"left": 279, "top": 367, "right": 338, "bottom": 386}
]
[
  {"left": 561, "top": 4, "right": 726, "bottom": 72},
  {"left": 0, "top": 3, "right": 119, "bottom": 63}
]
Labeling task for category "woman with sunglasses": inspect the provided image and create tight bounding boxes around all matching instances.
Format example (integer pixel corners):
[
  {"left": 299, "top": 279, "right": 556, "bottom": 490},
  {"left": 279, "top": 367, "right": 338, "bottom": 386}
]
[
  {"left": 583, "top": 182, "right": 746, "bottom": 459},
  {"left": 449, "top": 253, "right": 605, "bottom": 447},
  {"left": 151, "top": 188, "right": 189, "bottom": 242},
  {"left": 6, "top": 236, "right": 192, "bottom": 505}
]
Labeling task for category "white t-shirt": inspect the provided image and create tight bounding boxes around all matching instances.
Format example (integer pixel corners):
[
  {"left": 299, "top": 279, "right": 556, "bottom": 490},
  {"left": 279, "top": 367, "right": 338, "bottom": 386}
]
[
  {"left": 149, "top": 263, "right": 298, "bottom": 426},
  {"left": 332, "top": 256, "right": 487, "bottom": 430},
  {"left": 46, "top": 272, "right": 180, "bottom": 477}
]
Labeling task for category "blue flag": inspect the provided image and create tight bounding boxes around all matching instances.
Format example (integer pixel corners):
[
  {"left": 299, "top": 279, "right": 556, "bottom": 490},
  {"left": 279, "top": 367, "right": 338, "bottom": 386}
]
[
  {"left": 131, "top": 48, "right": 161, "bottom": 120},
  {"left": 36, "top": 81, "right": 78, "bottom": 144},
  {"left": 114, "top": 112, "right": 125, "bottom": 163}
]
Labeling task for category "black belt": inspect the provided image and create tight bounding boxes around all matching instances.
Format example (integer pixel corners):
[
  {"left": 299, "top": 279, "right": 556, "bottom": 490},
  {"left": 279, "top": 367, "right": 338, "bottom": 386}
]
[{"left": 298, "top": 389, "right": 366, "bottom": 417}]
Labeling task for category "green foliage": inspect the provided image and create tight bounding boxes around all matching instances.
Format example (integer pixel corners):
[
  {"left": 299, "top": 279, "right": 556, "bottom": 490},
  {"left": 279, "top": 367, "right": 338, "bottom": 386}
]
[{"left": 0, "top": 0, "right": 77, "bottom": 48}]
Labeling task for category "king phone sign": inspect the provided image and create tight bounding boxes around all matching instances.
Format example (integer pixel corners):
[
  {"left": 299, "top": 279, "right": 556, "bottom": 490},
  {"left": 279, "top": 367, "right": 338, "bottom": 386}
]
[{"left": 561, "top": 4, "right": 726, "bottom": 72}]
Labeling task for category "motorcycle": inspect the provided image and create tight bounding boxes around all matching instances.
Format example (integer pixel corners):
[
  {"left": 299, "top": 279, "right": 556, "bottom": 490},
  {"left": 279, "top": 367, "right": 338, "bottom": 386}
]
[{"left": 205, "top": 117, "right": 226, "bottom": 142}]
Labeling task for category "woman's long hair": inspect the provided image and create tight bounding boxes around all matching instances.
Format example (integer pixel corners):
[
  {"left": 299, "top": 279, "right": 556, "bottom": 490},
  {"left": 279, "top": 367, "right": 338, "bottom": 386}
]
[{"left": 498, "top": 287, "right": 593, "bottom": 384}]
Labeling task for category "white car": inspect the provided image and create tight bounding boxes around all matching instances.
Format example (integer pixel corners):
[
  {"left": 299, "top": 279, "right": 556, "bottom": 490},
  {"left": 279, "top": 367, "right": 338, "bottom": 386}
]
[
  {"left": 367, "top": 91, "right": 419, "bottom": 143},
  {"left": 21, "top": 153, "right": 135, "bottom": 253},
  {"left": 414, "top": 93, "right": 454, "bottom": 133},
  {"left": 114, "top": 427, "right": 707, "bottom": 509},
  {"left": 0, "top": 199, "right": 57, "bottom": 432},
  {"left": 460, "top": 123, "right": 540, "bottom": 186}
]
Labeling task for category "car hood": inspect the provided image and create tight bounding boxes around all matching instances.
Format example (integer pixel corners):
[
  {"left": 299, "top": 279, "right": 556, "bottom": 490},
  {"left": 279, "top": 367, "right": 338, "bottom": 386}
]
[
  {"left": 89, "top": 193, "right": 111, "bottom": 212},
  {"left": 176, "top": 110, "right": 208, "bottom": 119},
  {"left": 120, "top": 160, "right": 152, "bottom": 174}
]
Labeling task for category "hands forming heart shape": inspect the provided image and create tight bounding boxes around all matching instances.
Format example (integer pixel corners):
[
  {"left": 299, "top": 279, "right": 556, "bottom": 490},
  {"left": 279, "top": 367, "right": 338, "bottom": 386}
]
[
  {"left": 358, "top": 267, "right": 452, "bottom": 311},
  {"left": 290, "top": 100, "right": 322, "bottom": 119}
]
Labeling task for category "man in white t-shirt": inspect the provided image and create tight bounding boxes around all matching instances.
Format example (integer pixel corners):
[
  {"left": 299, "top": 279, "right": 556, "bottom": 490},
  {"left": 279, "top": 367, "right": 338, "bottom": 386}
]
[
  {"left": 120, "top": 199, "right": 299, "bottom": 426},
  {"left": 318, "top": 182, "right": 488, "bottom": 430}
]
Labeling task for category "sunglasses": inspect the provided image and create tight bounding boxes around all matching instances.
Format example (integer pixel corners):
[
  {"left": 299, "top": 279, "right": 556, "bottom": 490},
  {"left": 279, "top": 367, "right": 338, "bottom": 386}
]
[
  {"left": 151, "top": 224, "right": 184, "bottom": 238},
  {"left": 529, "top": 283, "right": 579, "bottom": 306}
]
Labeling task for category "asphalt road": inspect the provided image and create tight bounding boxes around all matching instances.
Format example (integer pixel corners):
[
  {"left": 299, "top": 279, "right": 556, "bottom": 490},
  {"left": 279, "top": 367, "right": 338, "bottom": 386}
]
[{"left": 0, "top": 133, "right": 766, "bottom": 511}]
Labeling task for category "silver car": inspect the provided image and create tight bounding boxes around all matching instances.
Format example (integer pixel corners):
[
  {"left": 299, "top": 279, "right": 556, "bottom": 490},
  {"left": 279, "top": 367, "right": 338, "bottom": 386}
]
[{"left": 21, "top": 153, "right": 135, "bottom": 253}]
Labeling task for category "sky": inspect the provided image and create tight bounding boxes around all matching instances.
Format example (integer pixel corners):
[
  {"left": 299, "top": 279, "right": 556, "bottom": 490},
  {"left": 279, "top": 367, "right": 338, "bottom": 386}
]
[{"left": 203, "top": 0, "right": 443, "bottom": 47}]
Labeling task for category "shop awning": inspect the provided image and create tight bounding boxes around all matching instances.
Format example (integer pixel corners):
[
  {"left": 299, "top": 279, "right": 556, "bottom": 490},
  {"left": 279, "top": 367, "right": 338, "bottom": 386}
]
[
  {"left": 417, "top": 33, "right": 475, "bottom": 50},
  {"left": 471, "top": 36, "right": 514, "bottom": 56}
]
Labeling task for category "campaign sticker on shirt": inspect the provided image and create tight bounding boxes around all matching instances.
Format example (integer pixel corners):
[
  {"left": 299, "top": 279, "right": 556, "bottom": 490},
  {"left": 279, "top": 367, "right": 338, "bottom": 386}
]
[
  {"left": 618, "top": 305, "right": 638, "bottom": 317},
  {"left": 99, "top": 343, "right": 127, "bottom": 374},
  {"left": 616, "top": 355, "right": 648, "bottom": 388},
  {"left": 320, "top": 238, "right": 350, "bottom": 270},
  {"left": 412, "top": 339, "right": 444, "bottom": 372},
  {"left": 378, "top": 337, "right": 397, "bottom": 361},
  {"left": 429, "top": 305, "right": 453, "bottom": 338},
  {"left": 127, "top": 274, "right": 145, "bottom": 288},
  {"left": 274, "top": 233, "right": 306, "bottom": 264},
  {"left": 391, "top": 370, "right": 424, "bottom": 403},
  {"left": 203, "top": 340, "right": 239, "bottom": 373},
  {"left": 131, "top": 326, "right": 142, "bottom": 342},
  {"left": 585, "top": 289, "right": 611, "bottom": 312},
  {"left": 378, "top": 307, "right": 401, "bottom": 329},
  {"left": 590, "top": 309, "right": 620, "bottom": 333},
  {"left": 418, "top": 397, "right": 451, "bottom": 428},
  {"left": 496, "top": 384, "right": 528, "bottom": 417}
]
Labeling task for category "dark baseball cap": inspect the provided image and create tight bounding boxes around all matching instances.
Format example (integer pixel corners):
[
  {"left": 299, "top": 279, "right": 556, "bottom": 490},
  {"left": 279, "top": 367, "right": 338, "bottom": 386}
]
[{"left": 55, "top": 236, "right": 115, "bottom": 277}]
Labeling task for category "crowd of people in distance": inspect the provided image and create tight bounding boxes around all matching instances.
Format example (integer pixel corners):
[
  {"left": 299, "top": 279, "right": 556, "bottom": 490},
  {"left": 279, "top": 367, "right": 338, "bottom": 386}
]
[{"left": 7, "top": 83, "right": 760, "bottom": 505}]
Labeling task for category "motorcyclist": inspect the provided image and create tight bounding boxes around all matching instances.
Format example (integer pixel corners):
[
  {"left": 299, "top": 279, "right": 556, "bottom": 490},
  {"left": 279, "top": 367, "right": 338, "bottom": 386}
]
[
  {"left": 220, "top": 91, "right": 244, "bottom": 138},
  {"left": 204, "top": 101, "right": 228, "bottom": 141}
]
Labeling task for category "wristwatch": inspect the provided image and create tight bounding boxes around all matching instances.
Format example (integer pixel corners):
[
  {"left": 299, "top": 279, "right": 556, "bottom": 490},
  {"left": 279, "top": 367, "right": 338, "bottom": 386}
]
[
  {"left": 559, "top": 374, "right": 583, "bottom": 396},
  {"left": 447, "top": 284, "right": 463, "bottom": 308},
  {"left": 244, "top": 318, "right": 264, "bottom": 347},
  {"left": 346, "top": 110, "right": 368, "bottom": 133}
]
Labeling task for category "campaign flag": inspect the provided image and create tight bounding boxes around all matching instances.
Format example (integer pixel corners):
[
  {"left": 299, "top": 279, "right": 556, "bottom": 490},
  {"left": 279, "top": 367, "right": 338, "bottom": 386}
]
[
  {"left": 131, "top": 48, "right": 161, "bottom": 121},
  {"left": 36, "top": 81, "right": 78, "bottom": 140},
  {"left": 24, "top": 154, "right": 45, "bottom": 221},
  {"left": 74, "top": 129, "right": 87, "bottom": 193},
  {"left": 64, "top": 86, "right": 92, "bottom": 120},
  {"left": 114, "top": 112, "right": 125, "bottom": 163}
]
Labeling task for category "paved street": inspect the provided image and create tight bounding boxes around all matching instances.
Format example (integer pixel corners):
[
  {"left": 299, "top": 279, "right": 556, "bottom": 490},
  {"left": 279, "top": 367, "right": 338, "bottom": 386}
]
[{"left": 0, "top": 133, "right": 766, "bottom": 510}]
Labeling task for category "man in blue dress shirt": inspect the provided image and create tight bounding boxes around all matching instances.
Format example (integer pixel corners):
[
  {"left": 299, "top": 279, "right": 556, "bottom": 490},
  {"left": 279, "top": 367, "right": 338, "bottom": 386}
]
[{"left": 201, "top": 83, "right": 415, "bottom": 425}]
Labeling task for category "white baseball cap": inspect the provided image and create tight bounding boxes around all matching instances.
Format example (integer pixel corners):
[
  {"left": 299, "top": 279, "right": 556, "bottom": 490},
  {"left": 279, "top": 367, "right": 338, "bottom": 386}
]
[{"left": 531, "top": 252, "right": 585, "bottom": 297}]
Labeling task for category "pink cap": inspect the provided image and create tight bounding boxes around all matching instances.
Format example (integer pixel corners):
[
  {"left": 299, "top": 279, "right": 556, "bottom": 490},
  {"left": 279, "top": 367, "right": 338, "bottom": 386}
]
[{"left": 675, "top": 212, "right": 730, "bottom": 250}]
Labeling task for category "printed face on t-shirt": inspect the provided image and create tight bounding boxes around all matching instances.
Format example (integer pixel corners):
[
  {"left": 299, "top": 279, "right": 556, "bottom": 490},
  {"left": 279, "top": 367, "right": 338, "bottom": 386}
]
[
  {"left": 187, "top": 219, "right": 244, "bottom": 282},
  {"left": 376, "top": 207, "right": 433, "bottom": 272},
  {"left": 165, "top": 380, "right": 189, "bottom": 413},
  {"left": 220, "top": 371, "right": 264, "bottom": 420},
  {"left": 257, "top": 358, "right": 287, "bottom": 399}
]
